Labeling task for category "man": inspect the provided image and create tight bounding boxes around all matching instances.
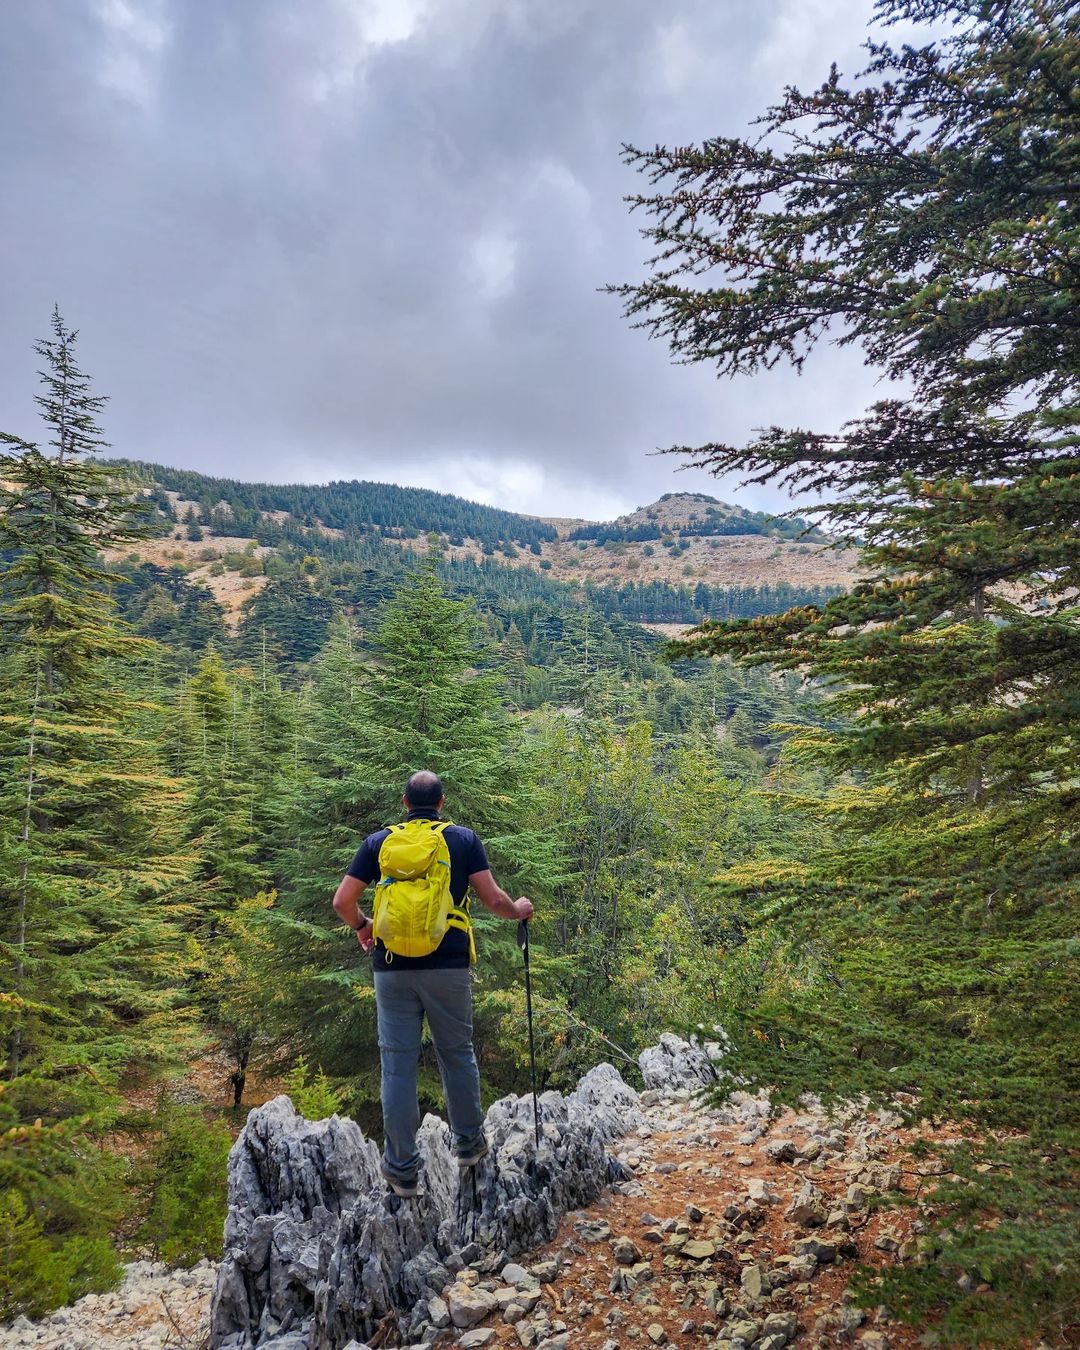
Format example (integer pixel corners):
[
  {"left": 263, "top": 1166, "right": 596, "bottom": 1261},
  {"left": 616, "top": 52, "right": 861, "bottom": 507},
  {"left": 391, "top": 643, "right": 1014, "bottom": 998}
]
[{"left": 332, "top": 769, "right": 534, "bottom": 1197}]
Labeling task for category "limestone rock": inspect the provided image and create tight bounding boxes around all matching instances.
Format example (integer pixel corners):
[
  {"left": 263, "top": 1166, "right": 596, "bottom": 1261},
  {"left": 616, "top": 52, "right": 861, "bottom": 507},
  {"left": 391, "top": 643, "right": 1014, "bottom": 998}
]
[
  {"left": 763, "top": 1138, "right": 797, "bottom": 1165},
  {"left": 787, "top": 1181, "right": 828, "bottom": 1227},
  {"left": 741, "top": 1264, "right": 769, "bottom": 1299},
  {"left": 637, "top": 1034, "right": 720, "bottom": 1093},
  {"left": 210, "top": 1059, "right": 641, "bottom": 1348},
  {"left": 793, "top": 1236, "right": 837, "bottom": 1264},
  {"left": 447, "top": 1284, "right": 497, "bottom": 1329}
]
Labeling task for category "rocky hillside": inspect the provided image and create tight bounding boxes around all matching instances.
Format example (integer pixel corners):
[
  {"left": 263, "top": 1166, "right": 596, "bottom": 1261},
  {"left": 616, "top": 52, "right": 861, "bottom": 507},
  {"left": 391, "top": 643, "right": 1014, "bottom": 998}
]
[
  {"left": 105, "top": 469, "right": 860, "bottom": 633},
  {"left": 2, "top": 1037, "right": 937, "bottom": 1350},
  {"left": 515, "top": 494, "right": 858, "bottom": 594}
]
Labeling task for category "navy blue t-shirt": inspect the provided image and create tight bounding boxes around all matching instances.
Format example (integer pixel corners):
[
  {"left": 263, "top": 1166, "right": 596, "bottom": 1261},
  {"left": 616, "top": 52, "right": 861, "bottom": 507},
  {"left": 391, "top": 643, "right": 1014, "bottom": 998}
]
[{"left": 347, "top": 809, "right": 489, "bottom": 970}]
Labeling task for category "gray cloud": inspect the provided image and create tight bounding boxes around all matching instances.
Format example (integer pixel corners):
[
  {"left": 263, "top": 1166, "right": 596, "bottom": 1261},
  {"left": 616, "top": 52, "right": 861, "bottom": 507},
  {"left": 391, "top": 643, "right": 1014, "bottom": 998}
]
[{"left": 0, "top": 0, "right": 881, "bottom": 519}]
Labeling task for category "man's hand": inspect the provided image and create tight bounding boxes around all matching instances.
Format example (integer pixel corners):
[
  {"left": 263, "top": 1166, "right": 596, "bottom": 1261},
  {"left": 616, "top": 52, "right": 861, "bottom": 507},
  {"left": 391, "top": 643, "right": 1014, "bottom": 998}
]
[
  {"left": 514, "top": 897, "right": 534, "bottom": 922},
  {"left": 354, "top": 919, "right": 374, "bottom": 952}
]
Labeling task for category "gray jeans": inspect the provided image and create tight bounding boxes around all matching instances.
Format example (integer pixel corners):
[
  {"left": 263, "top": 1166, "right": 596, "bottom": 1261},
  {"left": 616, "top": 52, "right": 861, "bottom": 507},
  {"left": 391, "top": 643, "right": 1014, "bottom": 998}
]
[{"left": 373, "top": 967, "right": 485, "bottom": 1184}]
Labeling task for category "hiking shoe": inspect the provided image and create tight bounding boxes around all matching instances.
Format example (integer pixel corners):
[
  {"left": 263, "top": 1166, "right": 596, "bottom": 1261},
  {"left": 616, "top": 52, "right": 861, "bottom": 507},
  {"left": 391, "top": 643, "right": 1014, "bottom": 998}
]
[
  {"left": 457, "top": 1137, "right": 490, "bottom": 1168},
  {"left": 381, "top": 1166, "right": 419, "bottom": 1198}
]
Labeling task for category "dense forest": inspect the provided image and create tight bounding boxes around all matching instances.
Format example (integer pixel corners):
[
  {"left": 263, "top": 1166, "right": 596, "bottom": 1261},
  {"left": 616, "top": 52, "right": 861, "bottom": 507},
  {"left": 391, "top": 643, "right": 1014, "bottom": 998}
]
[
  {"left": 111, "top": 461, "right": 560, "bottom": 551},
  {"left": 1, "top": 0, "right": 1077, "bottom": 1345}
]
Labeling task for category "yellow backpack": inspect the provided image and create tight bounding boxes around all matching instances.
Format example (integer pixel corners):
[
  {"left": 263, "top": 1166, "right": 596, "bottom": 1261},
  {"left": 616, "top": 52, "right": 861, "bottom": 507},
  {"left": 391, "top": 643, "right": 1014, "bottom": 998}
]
[{"left": 372, "top": 819, "right": 475, "bottom": 962}]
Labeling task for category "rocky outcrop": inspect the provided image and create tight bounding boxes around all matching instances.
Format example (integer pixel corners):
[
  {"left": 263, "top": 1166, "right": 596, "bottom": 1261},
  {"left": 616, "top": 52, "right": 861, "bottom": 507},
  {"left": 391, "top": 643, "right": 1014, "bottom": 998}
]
[
  {"left": 210, "top": 1061, "right": 644, "bottom": 1350},
  {"left": 637, "top": 1031, "right": 724, "bottom": 1093}
]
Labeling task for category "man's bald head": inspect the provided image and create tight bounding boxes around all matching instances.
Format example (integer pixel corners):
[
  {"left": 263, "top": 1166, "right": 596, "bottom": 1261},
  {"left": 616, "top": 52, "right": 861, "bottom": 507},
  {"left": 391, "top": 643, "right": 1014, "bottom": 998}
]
[{"left": 404, "top": 770, "right": 444, "bottom": 810}]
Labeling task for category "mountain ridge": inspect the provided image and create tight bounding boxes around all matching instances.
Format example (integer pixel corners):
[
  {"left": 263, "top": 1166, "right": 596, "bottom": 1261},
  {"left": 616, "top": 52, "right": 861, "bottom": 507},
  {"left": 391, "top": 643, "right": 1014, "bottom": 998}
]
[
  {"left": 109, "top": 463, "right": 859, "bottom": 632},
  {"left": 101, "top": 459, "right": 858, "bottom": 637}
]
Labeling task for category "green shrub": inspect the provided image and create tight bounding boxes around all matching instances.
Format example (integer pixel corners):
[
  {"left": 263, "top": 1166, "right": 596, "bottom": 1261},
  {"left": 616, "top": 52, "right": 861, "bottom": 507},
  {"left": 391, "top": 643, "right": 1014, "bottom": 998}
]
[
  {"left": 60, "top": 1234, "right": 123, "bottom": 1303},
  {"left": 0, "top": 1194, "right": 70, "bottom": 1320},
  {"left": 283, "top": 1056, "right": 345, "bottom": 1120},
  {"left": 0, "top": 1194, "right": 120, "bottom": 1320},
  {"left": 134, "top": 1100, "right": 231, "bottom": 1266}
]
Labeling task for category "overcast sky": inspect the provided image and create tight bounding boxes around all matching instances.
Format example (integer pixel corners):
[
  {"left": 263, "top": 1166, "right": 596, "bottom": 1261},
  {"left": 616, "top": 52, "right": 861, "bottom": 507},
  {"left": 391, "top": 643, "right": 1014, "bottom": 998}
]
[{"left": 1, "top": 0, "right": 887, "bottom": 521}]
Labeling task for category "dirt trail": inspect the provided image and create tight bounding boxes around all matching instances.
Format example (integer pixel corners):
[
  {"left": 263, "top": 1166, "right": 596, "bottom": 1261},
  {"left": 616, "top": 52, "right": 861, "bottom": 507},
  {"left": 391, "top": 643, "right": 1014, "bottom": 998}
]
[{"left": 442, "top": 1087, "right": 929, "bottom": 1350}]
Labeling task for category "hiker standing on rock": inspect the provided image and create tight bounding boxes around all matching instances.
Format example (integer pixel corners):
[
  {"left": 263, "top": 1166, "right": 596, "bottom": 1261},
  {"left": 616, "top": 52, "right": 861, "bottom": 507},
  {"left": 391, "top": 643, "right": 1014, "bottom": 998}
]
[{"left": 333, "top": 770, "right": 533, "bottom": 1197}]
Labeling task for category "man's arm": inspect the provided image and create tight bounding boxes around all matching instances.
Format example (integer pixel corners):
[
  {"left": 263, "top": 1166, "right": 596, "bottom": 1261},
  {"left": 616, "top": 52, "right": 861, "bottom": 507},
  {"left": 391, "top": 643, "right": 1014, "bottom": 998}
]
[
  {"left": 333, "top": 875, "right": 374, "bottom": 950},
  {"left": 469, "top": 869, "right": 533, "bottom": 922}
]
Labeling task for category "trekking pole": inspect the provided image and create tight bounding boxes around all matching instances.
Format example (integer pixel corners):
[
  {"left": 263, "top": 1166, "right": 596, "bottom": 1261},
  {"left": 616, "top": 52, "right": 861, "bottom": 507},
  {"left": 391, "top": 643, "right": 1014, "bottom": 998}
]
[{"left": 517, "top": 919, "right": 541, "bottom": 1148}]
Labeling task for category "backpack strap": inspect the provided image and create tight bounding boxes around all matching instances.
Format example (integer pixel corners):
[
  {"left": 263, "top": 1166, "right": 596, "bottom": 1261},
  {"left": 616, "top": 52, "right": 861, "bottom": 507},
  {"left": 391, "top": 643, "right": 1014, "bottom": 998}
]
[{"left": 432, "top": 822, "right": 477, "bottom": 964}]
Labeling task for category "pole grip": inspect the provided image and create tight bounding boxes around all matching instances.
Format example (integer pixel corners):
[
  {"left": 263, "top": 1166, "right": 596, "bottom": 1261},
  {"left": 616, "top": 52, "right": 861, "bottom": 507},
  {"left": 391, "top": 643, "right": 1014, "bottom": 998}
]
[{"left": 517, "top": 918, "right": 529, "bottom": 951}]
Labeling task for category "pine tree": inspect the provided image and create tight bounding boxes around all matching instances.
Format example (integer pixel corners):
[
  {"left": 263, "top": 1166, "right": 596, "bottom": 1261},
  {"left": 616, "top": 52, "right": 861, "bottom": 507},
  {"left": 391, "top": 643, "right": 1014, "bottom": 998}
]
[
  {"left": 618, "top": 2, "right": 1079, "bottom": 1341},
  {"left": 0, "top": 311, "right": 193, "bottom": 1311},
  {"left": 177, "top": 648, "right": 267, "bottom": 934}
]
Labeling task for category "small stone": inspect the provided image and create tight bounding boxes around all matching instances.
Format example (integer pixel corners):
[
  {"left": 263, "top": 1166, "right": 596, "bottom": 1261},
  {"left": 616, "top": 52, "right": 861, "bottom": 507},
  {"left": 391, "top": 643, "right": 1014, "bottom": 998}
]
[
  {"left": 787, "top": 1181, "right": 828, "bottom": 1227},
  {"left": 612, "top": 1237, "right": 642, "bottom": 1265},
  {"left": 447, "top": 1283, "right": 498, "bottom": 1329},
  {"left": 428, "top": 1296, "right": 451, "bottom": 1328},
  {"left": 762, "top": 1311, "right": 799, "bottom": 1339},
  {"left": 684, "top": 1203, "right": 703, "bottom": 1222},
  {"left": 741, "top": 1264, "right": 769, "bottom": 1299},
  {"left": 502, "top": 1262, "right": 531, "bottom": 1286},
  {"left": 729, "top": 1319, "right": 761, "bottom": 1344},
  {"left": 680, "top": 1240, "right": 715, "bottom": 1261},
  {"left": 531, "top": 1260, "right": 559, "bottom": 1283},
  {"left": 458, "top": 1331, "right": 496, "bottom": 1348},
  {"left": 576, "top": 1220, "right": 612, "bottom": 1242},
  {"left": 679, "top": 1318, "right": 695, "bottom": 1334},
  {"left": 763, "top": 1139, "right": 797, "bottom": 1164},
  {"left": 646, "top": 1325, "right": 668, "bottom": 1345},
  {"left": 746, "top": 1177, "right": 772, "bottom": 1203},
  {"left": 793, "top": 1236, "right": 837, "bottom": 1264},
  {"left": 505, "top": 1288, "right": 541, "bottom": 1315}
]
